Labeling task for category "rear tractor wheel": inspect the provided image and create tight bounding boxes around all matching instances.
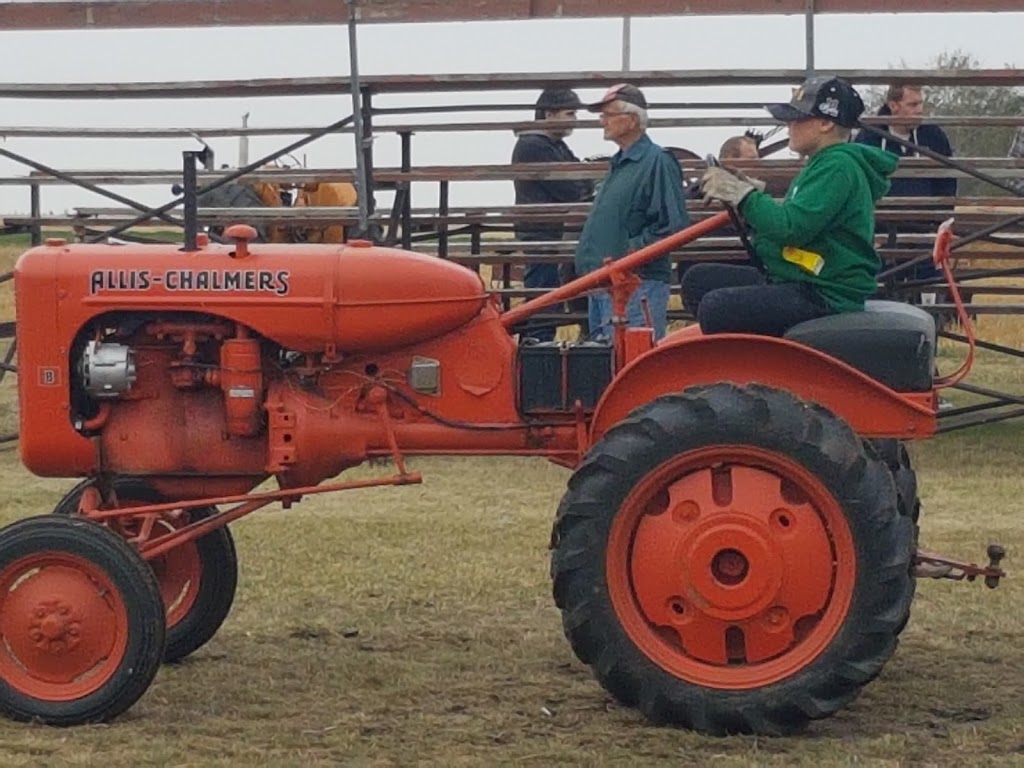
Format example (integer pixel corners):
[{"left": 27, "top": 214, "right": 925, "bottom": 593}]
[
  {"left": 0, "top": 516, "right": 165, "bottom": 725},
  {"left": 550, "top": 383, "right": 914, "bottom": 735},
  {"left": 867, "top": 438, "right": 920, "bottom": 634},
  {"left": 54, "top": 479, "right": 238, "bottom": 664}
]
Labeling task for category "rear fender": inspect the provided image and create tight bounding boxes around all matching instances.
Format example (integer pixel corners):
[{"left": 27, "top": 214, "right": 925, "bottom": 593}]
[{"left": 592, "top": 333, "right": 936, "bottom": 442}]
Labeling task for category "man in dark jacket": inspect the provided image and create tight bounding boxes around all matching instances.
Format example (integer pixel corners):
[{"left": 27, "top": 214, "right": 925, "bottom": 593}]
[
  {"left": 511, "top": 88, "right": 593, "bottom": 340},
  {"left": 856, "top": 83, "right": 955, "bottom": 198},
  {"left": 856, "top": 83, "right": 956, "bottom": 287}
]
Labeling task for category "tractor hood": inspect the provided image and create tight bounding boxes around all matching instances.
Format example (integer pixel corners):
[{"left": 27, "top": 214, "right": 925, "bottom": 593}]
[{"left": 16, "top": 238, "right": 488, "bottom": 354}]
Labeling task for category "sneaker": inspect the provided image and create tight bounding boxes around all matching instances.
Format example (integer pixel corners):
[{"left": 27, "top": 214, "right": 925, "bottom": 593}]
[{"left": 937, "top": 397, "right": 955, "bottom": 412}]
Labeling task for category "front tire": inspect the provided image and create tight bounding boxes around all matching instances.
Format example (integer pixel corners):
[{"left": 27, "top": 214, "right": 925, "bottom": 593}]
[
  {"left": 0, "top": 516, "right": 166, "bottom": 725},
  {"left": 551, "top": 383, "right": 914, "bottom": 735},
  {"left": 54, "top": 479, "right": 238, "bottom": 664}
]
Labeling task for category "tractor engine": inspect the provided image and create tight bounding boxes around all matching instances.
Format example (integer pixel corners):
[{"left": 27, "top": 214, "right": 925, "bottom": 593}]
[
  {"left": 70, "top": 317, "right": 275, "bottom": 499},
  {"left": 15, "top": 235, "right": 510, "bottom": 499}
]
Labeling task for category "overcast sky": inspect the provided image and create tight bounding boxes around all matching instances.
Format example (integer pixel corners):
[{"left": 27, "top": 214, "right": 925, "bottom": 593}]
[{"left": 0, "top": 11, "right": 1022, "bottom": 215}]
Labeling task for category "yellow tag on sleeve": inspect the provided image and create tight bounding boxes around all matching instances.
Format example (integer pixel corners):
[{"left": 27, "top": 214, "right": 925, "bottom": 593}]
[{"left": 782, "top": 246, "right": 825, "bottom": 275}]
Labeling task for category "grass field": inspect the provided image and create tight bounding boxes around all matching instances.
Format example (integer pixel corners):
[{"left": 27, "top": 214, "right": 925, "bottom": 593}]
[{"left": 1, "top": 241, "right": 1024, "bottom": 766}]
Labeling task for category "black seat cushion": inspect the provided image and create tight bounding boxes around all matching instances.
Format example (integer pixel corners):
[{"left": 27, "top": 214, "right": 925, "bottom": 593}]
[{"left": 783, "top": 300, "right": 936, "bottom": 392}]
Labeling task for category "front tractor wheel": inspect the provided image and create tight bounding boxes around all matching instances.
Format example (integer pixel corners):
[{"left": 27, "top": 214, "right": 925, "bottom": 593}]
[
  {"left": 550, "top": 384, "right": 914, "bottom": 735},
  {"left": 0, "top": 516, "right": 166, "bottom": 725},
  {"left": 54, "top": 479, "right": 238, "bottom": 664}
]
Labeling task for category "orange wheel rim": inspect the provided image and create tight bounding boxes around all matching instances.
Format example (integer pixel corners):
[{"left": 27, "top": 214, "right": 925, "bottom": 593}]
[
  {"left": 606, "top": 446, "right": 856, "bottom": 690},
  {"left": 0, "top": 553, "right": 129, "bottom": 701},
  {"left": 89, "top": 495, "right": 202, "bottom": 632},
  {"left": 146, "top": 519, "right": 202, "bottom": 629}
]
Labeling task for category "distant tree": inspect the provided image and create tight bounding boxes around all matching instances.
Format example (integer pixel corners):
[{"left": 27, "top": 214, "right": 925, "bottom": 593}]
[{"left": 863, "top": 50, "right": 1024, "bottom": 196}]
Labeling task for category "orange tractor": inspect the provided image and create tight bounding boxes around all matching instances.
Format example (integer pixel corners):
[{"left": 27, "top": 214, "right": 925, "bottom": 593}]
[
  {"left": 197, "top": 172, "right": 358, "bottom": 245},
  {"left": 0, "top": 211, "right": 1003, "bottom": 733}
]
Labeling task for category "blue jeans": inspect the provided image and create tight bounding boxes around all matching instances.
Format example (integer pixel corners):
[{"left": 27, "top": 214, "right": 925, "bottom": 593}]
[{"left": 588, "top": 279, "right": 670, "bottom": 341}]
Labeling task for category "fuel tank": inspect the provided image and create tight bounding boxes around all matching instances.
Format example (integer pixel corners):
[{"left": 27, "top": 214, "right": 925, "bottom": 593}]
[{"left": 20, "top": 238, "right": 488, "bottom": 353}]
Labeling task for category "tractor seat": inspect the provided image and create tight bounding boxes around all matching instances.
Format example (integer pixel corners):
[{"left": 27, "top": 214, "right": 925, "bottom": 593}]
[{"left": 783, "top": 300, "right": 936, "bottom": 392}]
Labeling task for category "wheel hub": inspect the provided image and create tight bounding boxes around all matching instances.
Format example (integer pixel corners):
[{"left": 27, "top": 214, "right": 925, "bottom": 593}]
[
  {"left": 0, "top": 558, "right": 123, "bottom": 694},
  {"left": 711, "top": 548, "right": 749, "bottom": 585},
  {"left": 620, "top": 455, "right": 845, "bottom": 674},
  {"left": 680, "top": 518, "right": 783, "bottom": 621},
  {"left": 32, "top": 601, "right": 82, "bottom": 653}
]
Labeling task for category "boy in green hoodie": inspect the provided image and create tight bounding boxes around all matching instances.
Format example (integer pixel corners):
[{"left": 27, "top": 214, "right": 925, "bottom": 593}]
[{"left": 682, "top": 76, "right": 898, "bottom": 336}]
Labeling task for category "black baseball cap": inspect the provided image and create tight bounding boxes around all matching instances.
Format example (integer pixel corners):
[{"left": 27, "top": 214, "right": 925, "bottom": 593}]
[
  {"left": 535, "top": 87, "right": 583, "bottom": 111},
  {"left": 587, "top": 83, "right": 648, "bottom": 112},
  {"left": 766, "top": 76, "right": 865, "bottom": 129}
]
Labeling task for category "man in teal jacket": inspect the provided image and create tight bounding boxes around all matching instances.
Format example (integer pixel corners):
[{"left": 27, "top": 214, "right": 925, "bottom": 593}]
[
  {"left": 683, "top": 76, "right": 898, "bottom": 336},
  {"left": 575, "top": 84, "right": 689, "bottom": 340}
]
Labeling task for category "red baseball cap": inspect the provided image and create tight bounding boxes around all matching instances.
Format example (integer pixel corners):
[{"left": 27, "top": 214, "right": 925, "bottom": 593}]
[{"left": 587, "top": 83, "right": 648, "bottom": 112}]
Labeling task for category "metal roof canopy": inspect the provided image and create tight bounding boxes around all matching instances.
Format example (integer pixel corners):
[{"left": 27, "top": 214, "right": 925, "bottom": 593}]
[
  {"left": 2, "top": 70, "right": 1023, "bottom": 101},
  {"left": 3, "top": 0, "right": 1023, "bottom": 30},
  {"left": 3, "top": 0, "right": 1020, "bottom": 243}
]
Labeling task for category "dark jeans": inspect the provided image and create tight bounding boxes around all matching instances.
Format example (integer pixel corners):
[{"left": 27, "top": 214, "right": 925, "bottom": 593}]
[
  {"left": 523, "top": 256, "right": 560, "bottom": 342},
  {"left": 681, "top": 264, "right": 832, "bottom": 337},
  {"left": 524, "top": 262, "right": 560, "bottom": 291},
  {"left": 559, "top": 262, "right": 590, "bottom": 338},
  {"left": 524, "top": 252, "right": 593, "bottom": 342}
]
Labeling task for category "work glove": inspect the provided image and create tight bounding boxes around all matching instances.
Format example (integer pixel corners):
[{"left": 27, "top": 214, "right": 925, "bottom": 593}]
[
  {"left": 700, "top": 167, "right": 758, "bottom": 208},
  {"left": 728, "top": 167, "right": 767, "bottom": 193}
]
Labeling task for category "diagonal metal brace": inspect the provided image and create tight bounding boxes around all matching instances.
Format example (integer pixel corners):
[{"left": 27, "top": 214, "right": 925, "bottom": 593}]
[{"left": 0, "top": 145, "right": 185, "bottom": 231}]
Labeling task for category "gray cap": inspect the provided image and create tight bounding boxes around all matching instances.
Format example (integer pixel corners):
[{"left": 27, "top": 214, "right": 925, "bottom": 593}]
[{"left": 766, "top": 76, "right": 865, "bottom": 129}]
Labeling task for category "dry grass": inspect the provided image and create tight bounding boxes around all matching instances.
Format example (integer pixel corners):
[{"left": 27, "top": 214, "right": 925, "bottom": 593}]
[
  {"left": 1, "top": 240, "right": 1024, "bottom": 765},
  {"left": 2, "top": 449, "right": 1024, "bottom": 767},
  {"left": 0, "top": 246, "right": 18, "bottom": 322}
]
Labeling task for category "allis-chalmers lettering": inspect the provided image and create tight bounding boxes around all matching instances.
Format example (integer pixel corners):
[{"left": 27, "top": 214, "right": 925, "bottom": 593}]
[{"left": 90, "top": 269, "right": 291, "bottom": 296}]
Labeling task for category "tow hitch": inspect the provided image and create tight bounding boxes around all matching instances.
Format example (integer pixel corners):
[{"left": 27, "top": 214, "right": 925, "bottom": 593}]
[{"left": 913, "top": 544, "right": 1007, "bottom": 587}]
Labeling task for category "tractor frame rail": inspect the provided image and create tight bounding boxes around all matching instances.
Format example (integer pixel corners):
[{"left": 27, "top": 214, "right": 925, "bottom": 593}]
[{"left": 78, "top": 472, "right": 423, "bottom": 561}]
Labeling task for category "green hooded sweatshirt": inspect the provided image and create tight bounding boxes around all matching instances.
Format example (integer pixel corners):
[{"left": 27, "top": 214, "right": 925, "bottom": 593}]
[{"left": 739, "top": 142, "right": 898, "bottom": 312}]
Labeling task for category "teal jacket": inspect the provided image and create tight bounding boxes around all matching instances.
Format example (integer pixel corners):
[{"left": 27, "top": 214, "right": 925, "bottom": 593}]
[
  {"left": 739, "top": 142, "right": 898, "bottom": 312},
  {"left": 574, "top": 134, "right": 689, "bottom": 283}
]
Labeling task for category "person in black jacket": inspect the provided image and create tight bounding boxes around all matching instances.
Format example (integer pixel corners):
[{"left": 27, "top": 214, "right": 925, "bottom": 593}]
[
  {"left": 856, "top": 83, "right": 956, "bottom": 291},
  {"left": 511, "top": 87, "right": 593, "bottom": 340},
  {"left": 856, "top": 83, "right": 955, "bottom": 198}
]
